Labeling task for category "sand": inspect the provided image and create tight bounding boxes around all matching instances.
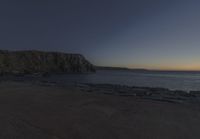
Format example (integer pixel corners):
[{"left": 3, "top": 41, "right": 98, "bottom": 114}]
[{"left": 0, "top": 81, "right": 200, "bottom": 139}]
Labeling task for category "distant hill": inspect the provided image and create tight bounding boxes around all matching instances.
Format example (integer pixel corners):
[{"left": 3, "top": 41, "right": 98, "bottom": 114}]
[
  {"left": 96, "top": 66, "right": 200, "bottom": 73},
  {"left": 0, "top": 50, "right": 95, "bottom": 75},
  {"left": 96, "top": 66, "right": 149, "bottom": 72},
  {"left": 96, "top": 66, "right": 130, "bottom": 71}
]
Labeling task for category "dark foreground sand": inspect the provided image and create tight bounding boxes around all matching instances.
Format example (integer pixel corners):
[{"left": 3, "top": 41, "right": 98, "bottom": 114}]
[{"left": 1, "top": 82, "right": 200, "bottom": 139}]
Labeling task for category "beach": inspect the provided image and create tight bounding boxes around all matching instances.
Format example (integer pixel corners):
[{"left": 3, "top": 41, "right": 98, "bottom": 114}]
[
  {"left": 0, "top": 81, "right": 200, "bottom": 139},
  {"left": 1, "top": 0, "right": 200, "bottom": 138}
]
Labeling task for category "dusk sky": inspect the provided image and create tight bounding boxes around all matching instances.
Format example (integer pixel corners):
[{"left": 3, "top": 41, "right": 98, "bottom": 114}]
[{"left": 1, "top": 0, "right": 200, "bottom": 70}]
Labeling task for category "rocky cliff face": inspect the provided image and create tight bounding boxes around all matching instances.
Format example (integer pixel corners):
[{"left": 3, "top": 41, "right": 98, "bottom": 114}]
[{"left": 0, "top": 50, "right": 95, "bottom": 74}]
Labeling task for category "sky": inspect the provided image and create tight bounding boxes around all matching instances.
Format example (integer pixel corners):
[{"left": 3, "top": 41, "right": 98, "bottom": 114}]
[{"left": 0, "top": 0, "right": 200, "bottom": 70}]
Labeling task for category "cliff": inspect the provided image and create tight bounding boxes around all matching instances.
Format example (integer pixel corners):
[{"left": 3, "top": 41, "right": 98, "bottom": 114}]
[{"left": 0, "top": 50, "right": 96, "bottom": 75}]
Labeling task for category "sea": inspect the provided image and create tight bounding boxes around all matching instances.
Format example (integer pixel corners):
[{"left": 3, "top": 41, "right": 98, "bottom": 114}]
[
  {"left": 42, "top": 70, "right": 200, "bottom": 91},
  {"left": 3, "top": 70, "right": 200, "bottom": 91}
]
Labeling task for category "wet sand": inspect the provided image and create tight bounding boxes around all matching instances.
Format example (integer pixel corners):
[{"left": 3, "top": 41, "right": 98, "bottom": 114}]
[{"left": 0, "top": 81, "right": 200, "bottom": 139}]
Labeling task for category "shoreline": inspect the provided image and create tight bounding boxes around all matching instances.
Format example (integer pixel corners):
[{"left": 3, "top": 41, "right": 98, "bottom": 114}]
[
  {"left": 2, "top": 79, "right": 200, "bottom": 105},
  {"left": 77, "top": 83, "right": 200, "bottom": 104}
]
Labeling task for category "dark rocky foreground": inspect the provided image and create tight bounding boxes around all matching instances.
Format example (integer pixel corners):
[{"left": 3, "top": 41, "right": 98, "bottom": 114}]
[
  {"left": 1, "top": 81, "right": 200, "bottom": 139},
  {"left": 0, "top": 50, "right": 95, "bottom": 74},
  {"left": 9, "top": 77, "right": 200, "bottom": 104},
  {"left": 78, "top": 83, "right": 200, "bottom": 104}
]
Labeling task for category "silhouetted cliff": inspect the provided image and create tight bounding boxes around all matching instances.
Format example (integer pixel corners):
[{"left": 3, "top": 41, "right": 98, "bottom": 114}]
[{"left": 0, "top": 50, "right": 95, "bottom": 74}]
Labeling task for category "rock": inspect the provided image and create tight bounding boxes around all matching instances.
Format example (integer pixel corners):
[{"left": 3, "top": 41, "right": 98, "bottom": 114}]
[
  {"left": 173, "top": 90, "right": 192, "bottom": 97},
  {"left": 0, "top": 50, "right": 95, "bottom": 75},
  {"left": 189, "top": 91, "right": 200, "bottom": 97},
  {"left": 132, "top": 88, "right": 149, "bottom": 96}
]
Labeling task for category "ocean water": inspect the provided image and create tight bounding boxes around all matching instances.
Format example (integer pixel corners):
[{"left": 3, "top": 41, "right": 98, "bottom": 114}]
[
  {"left": 3, "top": 70, "right": 200, "bottom": 91},
  {"left": 45, "top": 70, "right": 200, "bottom": 91}
]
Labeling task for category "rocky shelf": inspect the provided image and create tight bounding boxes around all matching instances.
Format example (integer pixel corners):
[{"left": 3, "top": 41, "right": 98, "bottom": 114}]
[{"left": 78, "top": 83, "right": 200, "bottom": 104}]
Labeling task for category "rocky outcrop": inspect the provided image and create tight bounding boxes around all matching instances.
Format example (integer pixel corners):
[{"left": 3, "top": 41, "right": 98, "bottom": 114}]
[
  {"left": 80, "top": 84, "right": 199, "bottom": 104},
  {"left": 0, "top": 50, "right": 95, "bottom": 75}
]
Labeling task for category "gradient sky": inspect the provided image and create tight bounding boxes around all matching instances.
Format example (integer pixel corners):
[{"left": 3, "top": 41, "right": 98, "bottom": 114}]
[{"left": 0, "top": 0, "right": 200, "bottom": 70}]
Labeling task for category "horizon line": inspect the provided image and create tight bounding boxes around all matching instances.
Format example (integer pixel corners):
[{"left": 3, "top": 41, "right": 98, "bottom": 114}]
[{"left": 97, "top": 66, "right": 200, "bottom": 72}]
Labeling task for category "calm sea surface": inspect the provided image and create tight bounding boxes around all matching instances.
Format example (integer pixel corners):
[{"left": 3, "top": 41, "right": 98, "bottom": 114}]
[
  {"left": 3, "top": 70, "right": 200, "bottom": 91},
  {"left": 44, "top": 70, "right": 200, "bottom": 91}
]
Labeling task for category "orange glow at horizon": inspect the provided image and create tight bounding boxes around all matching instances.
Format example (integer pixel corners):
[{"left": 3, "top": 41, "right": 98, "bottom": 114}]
[{"left": 126, "top": 63, "right": 200, "bottom": 71}]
